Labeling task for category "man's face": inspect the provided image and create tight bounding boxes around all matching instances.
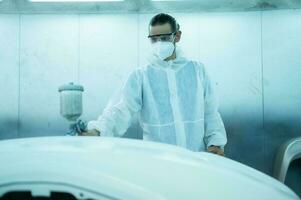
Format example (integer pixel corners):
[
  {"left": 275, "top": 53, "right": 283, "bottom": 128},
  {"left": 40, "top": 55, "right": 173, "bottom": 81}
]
[{"left": 149, "top": 23, "right": 181, "bottom": 44}]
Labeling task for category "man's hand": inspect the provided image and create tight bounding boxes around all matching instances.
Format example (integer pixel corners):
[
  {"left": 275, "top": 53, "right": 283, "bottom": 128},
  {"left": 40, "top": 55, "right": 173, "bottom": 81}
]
[
  {"left": 79, "top": 129, "right": 100, "bottom": 136},
  {"left": 207, "top": 146, "right": 225, "bottom": 156}
]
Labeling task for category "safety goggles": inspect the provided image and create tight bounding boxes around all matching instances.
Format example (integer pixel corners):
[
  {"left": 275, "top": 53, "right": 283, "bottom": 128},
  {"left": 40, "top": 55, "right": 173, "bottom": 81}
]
[{"left": 148, "top": 32, "right": 176, "bottom": 43}]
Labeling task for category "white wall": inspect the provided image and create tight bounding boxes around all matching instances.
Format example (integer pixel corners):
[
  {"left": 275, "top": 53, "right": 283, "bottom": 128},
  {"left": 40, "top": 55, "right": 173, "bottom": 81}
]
[
  {"left": 19, "top": 15, "right": 78, "bottom": 137},
  {"left": 0, "top": 14, "right": 19, "bottom": 139}
]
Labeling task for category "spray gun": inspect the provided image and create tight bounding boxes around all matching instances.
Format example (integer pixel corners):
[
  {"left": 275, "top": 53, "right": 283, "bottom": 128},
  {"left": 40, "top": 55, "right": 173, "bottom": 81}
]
[{"left": 58, "top": 82, "right": 87, "bottom": 136}]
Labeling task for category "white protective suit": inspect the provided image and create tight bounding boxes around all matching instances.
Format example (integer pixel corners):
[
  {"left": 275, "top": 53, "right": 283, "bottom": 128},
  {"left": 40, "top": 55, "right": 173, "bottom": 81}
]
[{"left": 88, "top": 49, "right": 227, "bottom": 151}]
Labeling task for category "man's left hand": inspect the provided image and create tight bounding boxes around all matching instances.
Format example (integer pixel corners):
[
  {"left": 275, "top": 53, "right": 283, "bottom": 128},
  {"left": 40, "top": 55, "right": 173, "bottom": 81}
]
[{"left": 207, "top": 146, "right": 225, "bottom": 156}]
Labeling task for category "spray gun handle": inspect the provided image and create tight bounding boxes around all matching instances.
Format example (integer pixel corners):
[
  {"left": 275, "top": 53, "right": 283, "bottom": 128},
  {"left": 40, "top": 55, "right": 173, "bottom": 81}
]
[{"left": 67, "top": 119, "right": 87, "bottom": 136}]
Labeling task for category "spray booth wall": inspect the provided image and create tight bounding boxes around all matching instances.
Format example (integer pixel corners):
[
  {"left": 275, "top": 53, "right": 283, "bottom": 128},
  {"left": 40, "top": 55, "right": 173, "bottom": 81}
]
[{"left": 0, "top": 10, "right": 300, "bottom": 192}]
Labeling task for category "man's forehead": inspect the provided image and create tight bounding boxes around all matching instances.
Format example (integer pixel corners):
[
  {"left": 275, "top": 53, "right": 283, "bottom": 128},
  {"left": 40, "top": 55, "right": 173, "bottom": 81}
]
[{"left": 149, "top": 23, "right": 172, "bottom": 36}]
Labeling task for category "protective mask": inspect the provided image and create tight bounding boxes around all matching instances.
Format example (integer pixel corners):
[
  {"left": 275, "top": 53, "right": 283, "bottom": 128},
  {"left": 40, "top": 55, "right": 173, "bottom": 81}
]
[{"left": 151, "top": 41, "right": 175, "bottom": 60}]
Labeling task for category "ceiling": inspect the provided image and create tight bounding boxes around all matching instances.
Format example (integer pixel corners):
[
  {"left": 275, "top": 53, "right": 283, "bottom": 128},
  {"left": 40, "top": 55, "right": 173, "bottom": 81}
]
[{"left": 0, "top": 0, "right": 301, "bottom": 14}]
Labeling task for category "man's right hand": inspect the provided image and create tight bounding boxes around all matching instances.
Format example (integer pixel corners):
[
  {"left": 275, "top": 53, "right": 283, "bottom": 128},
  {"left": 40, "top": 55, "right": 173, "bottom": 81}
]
[{"left": 79, "top": 129, "right": 100, "bottom": 136}]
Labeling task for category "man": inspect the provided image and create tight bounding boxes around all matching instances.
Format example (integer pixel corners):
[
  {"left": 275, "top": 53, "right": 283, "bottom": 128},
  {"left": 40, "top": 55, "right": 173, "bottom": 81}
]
[{"left": 81, "top": 13, "right": 227, "bottom": 156}]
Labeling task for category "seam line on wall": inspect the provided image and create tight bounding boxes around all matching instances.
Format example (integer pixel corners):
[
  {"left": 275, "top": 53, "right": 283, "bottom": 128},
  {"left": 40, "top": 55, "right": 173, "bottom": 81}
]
[
  {"left": 77, "top": 14, "right": 81, "bottom": 83},
  {"left": 260, "top": 11, "right": 265, "bottom": 129},
  {"left": 136, "top": 13, "right": 140, "bottom": 139},
  {"left": 17, "top": 14, "right": 21, "bottom": 138}
]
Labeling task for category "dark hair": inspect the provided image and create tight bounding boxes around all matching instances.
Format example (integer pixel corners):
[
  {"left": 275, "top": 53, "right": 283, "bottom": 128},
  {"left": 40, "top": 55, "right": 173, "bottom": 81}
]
[{"left": 149, "top": 13, "right": 180, "bottom": 33}]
